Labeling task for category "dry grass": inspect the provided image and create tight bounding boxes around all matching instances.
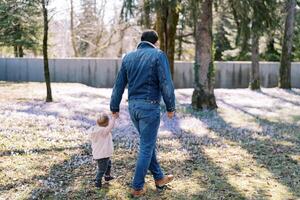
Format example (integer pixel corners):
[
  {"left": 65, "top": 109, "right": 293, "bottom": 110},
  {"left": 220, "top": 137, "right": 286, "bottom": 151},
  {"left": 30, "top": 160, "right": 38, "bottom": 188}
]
[{"left": 0, "top": 82, "right": 299, "bottom": 200}]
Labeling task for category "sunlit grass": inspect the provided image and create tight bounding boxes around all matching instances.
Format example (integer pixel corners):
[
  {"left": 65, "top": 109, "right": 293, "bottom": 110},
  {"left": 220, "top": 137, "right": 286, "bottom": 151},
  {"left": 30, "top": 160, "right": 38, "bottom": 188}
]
[
  {"left": 203, "top": 142, "right": 294, "bottom": 199},
  {"left": 0, "top": 83, "right": 299, "bottom": 199}
]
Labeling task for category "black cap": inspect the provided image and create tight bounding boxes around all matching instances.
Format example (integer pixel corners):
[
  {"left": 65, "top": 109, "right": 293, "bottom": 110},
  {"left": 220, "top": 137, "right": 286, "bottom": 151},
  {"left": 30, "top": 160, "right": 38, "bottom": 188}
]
[{"left": 141, "top": 30, "right": 158, "bottom": 44}]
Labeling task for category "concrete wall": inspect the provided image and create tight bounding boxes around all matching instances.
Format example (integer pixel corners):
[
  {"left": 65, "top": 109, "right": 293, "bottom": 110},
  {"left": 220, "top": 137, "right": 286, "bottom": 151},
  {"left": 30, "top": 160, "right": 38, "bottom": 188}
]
[{"left": 0, "top": 58, "right": 299, "bottom": 88}]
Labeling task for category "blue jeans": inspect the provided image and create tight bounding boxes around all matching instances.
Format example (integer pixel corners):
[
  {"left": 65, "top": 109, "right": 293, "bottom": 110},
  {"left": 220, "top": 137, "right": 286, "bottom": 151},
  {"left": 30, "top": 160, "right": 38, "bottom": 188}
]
[
  {"left": 96, "top": 158, "right": 111, "bottom": 183},
  {"left": 129, "top": 100, "right": 164, "bottom": 190}
]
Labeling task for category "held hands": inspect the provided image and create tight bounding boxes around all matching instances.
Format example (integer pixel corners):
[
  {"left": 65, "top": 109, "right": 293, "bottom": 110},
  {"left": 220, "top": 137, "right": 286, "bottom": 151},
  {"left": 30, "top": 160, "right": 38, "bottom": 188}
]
[
  {"left": 112, "top": 112, "right": 119, "bottom": 118},
  {"left": 167, "top": 111, "right": 175, "bottom": 119}
]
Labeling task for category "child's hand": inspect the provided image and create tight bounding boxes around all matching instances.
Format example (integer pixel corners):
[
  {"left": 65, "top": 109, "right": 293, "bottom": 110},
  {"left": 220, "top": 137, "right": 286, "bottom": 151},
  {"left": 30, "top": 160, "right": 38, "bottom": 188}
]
[
  {"left": 112, "top": 112, "right": 119, "bottom": 118},
  {"left": 167, "top": 111, "right": 175, "bottom": 119}
]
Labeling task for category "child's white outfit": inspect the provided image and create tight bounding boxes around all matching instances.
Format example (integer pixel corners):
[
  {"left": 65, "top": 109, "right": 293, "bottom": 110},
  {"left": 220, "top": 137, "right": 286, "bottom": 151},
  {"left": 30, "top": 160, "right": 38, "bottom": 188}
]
[
  {"left": 88, "top": 117, "right": 116, "bottom": 188},
  {"left": 88, "top": 117, "right": 115, "bottom": 159}
]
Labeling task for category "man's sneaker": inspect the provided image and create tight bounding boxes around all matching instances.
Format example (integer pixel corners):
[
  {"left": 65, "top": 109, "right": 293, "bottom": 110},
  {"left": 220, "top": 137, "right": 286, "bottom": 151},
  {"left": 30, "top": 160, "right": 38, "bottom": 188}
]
[
  {"left": 95, "top": 181, "right": 102, "bottom": 188},
  {"left": 131, "top": 188, "right": 146, "bottom": 198},
  {"left": 104, "top": 175, "right": 115, "bottom": 182},
  {"left": 155, "top": 175, "right": 174, "bottom": 188}
]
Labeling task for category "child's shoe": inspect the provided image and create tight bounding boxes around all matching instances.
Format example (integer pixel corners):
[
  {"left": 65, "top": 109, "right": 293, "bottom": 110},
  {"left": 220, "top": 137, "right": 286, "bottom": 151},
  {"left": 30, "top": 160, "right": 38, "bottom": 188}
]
[
  {"left": 104, "top": 175, "right": 115, "bottom": 182},
  {"left": 95, "top": 181, "right": 102, "bottom": 188}
]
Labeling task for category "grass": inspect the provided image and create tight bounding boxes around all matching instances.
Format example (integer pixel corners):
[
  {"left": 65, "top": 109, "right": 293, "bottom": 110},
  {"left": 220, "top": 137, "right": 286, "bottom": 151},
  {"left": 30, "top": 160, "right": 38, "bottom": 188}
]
[{"left": 0, "top": 82, "right": 299, "bottom": 200}]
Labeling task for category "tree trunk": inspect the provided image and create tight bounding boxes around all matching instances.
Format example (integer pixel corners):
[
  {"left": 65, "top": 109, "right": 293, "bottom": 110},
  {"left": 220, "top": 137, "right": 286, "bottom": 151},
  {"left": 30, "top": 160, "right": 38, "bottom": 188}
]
[
  {"left": 177, "top": 14, "right": 186, "bottom": 60},
  {"left": 13, "top": 46, "right": 24, "bottom": 57},
  {"left": 155, "top": 0, "right": 180, "bottom": 79},
  {"left": 19, "top": 46, "right": 24, "bottom": 57},
  {"left": 229, "top": 1, "right": 250, "bottom": 60},
  {"left": 192, "top": 0, "right": 217, "bottom": 110},
  {"left": 249, "top": 22, "right": 260, "bottom": 90},
  {"left": 14, "top": 45, "right": 18, "bottom": 57},
  {"left": 143, "top": 0, "right": 151, "bottom": 28},
  {"left": 279, "top": 0, "right": 296, "bottom": 89},
  {"left": 177, "top": 33, "right": 183, "bottom": 60},
  {"left": 70, "top": 0, "right": 78, "bottom": 57},
  {"left": 118, "top": 26, "right": 125, "bottom": 57},
  {"left": 42, "top": 0, "right": 53, "bottom": 102}
]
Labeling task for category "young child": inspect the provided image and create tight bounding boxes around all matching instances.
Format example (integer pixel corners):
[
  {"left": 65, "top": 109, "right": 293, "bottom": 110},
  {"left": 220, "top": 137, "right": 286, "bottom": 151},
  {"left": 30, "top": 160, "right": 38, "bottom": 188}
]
[{"left": 88, "top": 112, "right": 116, "bottom": 188}]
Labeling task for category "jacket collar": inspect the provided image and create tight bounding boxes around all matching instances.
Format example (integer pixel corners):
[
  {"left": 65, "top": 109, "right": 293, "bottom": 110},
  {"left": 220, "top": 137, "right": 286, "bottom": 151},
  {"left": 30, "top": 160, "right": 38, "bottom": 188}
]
[{"left": 137, "top": 41, "right": 157, "bottom": 49}]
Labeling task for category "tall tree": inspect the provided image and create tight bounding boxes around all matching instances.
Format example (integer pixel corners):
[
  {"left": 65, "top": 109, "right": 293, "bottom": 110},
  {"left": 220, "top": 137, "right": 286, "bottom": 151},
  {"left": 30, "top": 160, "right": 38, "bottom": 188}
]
[
  {"left": 71, "top": 0, "right": 118, "bottom": 57},
  {"left": 214, "top": 2, "right": 233, "bottom": 61},
  {"left": 141, "top": 0, "right": 151, "bottom": 28},
  {"left": 293, "top": 5, "right": 300, "bottom": 61},
  {"left": 0, "top": 0, "right": 41, "bottom": 57},
  {"left": 279, "top": 0, "right": 297, "bottom": 89},
  {"left": 227, "top": 0, "right": 251, "bottom": 60},
  {"left": 155, "top": 0, "right": 180, "bottom": 78},
  {"left": 77, "top": 0, "right": 98, "bottom": 56},
  {"left": 70, "top": 0, "right": 78, "bottom": 57},
  {"left": 229, "top": 0, "right": 278, "bottom": 90},
  {"left": 41, "top": 0, "right": 52, "bottom": 102},
  {"left": 249, "top": 2, "right": 261, "bottom": 90},
  {"left": 192, "top": 0, "right": 217, "bottom": 109},
  {"left": 176, "top": 10, "right": 194, "bottom": 60},
  {"left": 121, "top": 0, "right": 181, "bottom": 79},
  {"left": 250, "top": 0, "right": 278, "bottom": 90}
]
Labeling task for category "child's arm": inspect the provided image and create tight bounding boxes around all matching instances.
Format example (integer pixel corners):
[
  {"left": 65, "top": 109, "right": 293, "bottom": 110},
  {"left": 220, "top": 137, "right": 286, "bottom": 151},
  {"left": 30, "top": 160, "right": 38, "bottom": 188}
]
[{"left": 103, "top": 116, "right": 116, "bottom": 135}]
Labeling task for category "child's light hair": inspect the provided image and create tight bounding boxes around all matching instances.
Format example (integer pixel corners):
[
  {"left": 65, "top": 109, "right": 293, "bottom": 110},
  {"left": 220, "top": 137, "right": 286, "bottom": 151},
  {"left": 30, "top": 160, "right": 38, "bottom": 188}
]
[{"left": 97, "top": 113, "right": 109, "bottom": 127}]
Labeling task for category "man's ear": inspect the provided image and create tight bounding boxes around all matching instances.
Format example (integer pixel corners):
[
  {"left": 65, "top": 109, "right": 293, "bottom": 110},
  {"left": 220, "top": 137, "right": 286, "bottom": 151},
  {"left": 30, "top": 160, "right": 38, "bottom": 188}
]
[{"left": 155, "top": 41, "right": 160, "bottom": 48}]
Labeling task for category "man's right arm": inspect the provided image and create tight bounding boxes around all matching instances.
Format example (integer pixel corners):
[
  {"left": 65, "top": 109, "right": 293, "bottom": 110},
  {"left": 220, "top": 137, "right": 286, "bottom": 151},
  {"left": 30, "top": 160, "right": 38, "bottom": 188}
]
[{"left": 157, "top": 51, "right": 176, "bottom": 114}]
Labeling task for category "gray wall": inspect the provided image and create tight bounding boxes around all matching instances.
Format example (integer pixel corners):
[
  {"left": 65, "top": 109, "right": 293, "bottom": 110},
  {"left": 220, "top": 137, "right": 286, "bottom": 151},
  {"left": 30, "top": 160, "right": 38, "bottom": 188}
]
[{"left": 0, "top": 58, "right": 299, "bottom": 88}]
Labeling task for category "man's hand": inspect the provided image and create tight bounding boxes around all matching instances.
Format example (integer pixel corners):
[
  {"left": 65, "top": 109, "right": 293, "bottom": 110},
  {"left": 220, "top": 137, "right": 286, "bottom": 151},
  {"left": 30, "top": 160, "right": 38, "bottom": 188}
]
[
  {"left": 167, "top": 111, "right": 175, "bottom": 119},
  {"left": 112, "top": 112, "right": 119, "bottom": 118}
]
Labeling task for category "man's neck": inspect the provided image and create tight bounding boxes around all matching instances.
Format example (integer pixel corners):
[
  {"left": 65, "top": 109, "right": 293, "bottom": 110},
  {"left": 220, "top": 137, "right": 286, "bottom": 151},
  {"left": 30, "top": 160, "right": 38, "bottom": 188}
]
[{"left": 137, "top": 41, "right": 157, "bottom": 49}]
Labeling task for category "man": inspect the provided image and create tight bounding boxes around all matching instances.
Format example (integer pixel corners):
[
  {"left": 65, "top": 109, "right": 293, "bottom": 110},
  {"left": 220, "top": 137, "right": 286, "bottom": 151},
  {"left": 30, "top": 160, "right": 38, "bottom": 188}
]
[{"left": 110, "top": 30, "right": 175, "bottom": 197}]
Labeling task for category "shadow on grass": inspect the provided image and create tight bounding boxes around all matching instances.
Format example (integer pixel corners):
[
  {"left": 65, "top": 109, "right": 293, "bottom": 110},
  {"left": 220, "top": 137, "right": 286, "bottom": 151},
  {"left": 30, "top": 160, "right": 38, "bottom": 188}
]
[
  {"left": 258, "top": 90, "right": 300, "bottom": 107},
  {"left": 219, "top": 99, "right": 300, "bottom": 147},
  {"left": 0, "top": 145, "right": 85, "bottom": 157},
  {"left": 26, "top": 143, "right": 109, "bottom": 199},
  {"left": 285, "top": 89, "right": 300, "bottom": 96},
  {"left": 194, "top": 100, "right": 300, "bottom": 198},
  {"left": 13, "top": 100, "right": 96, "bottom": 128},
  {"left": 26, "top": 119, "right": 139, "bottom": 200},
  {"left": 16, "top": 101, "right": 59, "bottom": 117},
  {"left": 0, "top": 145, "right": 87, "bottom": 193},
  {"left": 161, "top": 116, "right": 248, "bottom": 200},
  {"left": 68, "top": 92, "right": 110, "bottom": 100},
  {"left": 16, "top": 100, "right": 299, "bottom": 199}
]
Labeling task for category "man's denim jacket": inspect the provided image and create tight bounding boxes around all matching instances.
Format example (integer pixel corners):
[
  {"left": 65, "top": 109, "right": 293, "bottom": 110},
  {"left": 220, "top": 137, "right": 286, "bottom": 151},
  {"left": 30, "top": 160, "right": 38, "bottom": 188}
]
[{"left": 110, "top": 41, "right": 175, "bottom": 112}]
